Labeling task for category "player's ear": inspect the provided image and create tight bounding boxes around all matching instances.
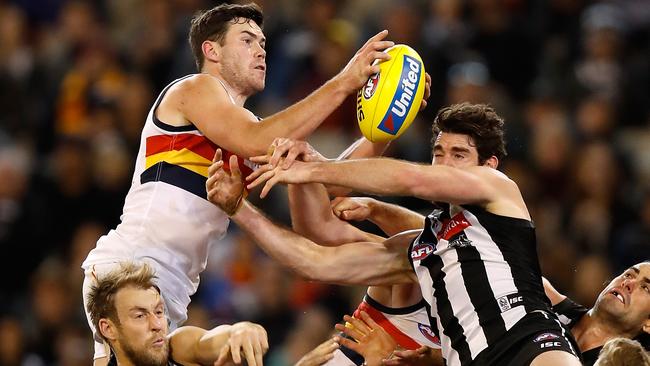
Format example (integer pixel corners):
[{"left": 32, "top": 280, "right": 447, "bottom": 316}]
[
  {"left": 99, "top": 318, "right": 118, "bottom": 342},
  {"left": 202, "top": 40, "right": 220, "bottom": 64},
  {"left": 484, "top": 155, "right": 498, "bottom": 169}
]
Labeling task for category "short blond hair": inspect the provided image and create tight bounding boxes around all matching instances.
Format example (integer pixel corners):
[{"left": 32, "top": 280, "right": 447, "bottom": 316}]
[
  {"left": 595, "top": 338, "right": 650, "bottom": 366},
  {"left": 86, "top": 262, "right": 159, "bottom": 341}
]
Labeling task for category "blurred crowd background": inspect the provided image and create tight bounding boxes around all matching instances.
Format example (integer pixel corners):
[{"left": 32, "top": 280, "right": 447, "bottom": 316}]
[{"left": 0, "top": 0, "right": 649, "bottom": 364}]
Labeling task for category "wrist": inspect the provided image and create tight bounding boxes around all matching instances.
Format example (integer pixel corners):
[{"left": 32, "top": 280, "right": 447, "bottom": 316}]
[
  {"left": 228, "top": 196, "right": 246, "bottom": 217},
  {"left": 329, "top": 74, "right": 354, "bottom": 96}
]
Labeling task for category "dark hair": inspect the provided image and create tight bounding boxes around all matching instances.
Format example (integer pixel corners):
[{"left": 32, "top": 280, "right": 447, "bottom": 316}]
[
  {"left": 431, "top": 103, "right": 507, "bottom": 164},
  {"left": 189, "top": 3, "right": 264, "bottom": 71},
  {"left": 86, "top": 262, "right": 159, "bottom": 343}
]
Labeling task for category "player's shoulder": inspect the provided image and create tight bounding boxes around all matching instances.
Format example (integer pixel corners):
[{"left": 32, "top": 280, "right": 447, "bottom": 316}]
[
  {"left": 171, "top": 74, "right": 228, "bottom": 100},
  {"left": 466, "top": 165, "right": 518, "bottom": 189}
]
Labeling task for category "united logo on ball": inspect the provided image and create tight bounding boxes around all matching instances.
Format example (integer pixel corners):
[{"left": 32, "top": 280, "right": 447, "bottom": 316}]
[{"left": 357, "top": 44, "right": 425, "bottom": 142}]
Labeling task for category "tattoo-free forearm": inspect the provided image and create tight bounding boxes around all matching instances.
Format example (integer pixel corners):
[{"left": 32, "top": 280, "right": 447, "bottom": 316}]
[{"left": 366, "top": 200, "right": 425, "bottom": 236}]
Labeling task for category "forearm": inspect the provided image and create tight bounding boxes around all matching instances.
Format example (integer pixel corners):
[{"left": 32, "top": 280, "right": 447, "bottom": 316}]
[
  {"left": 289, "top": 183, "right": 336, "bottom": 242},
  {"left": 328, "top": 138, "right": 391, "bottom": 197},
  {"left": 196, "top": 325, "right": 232, "bottom": 362},
  {"left": 232, "top": 201, "right": 412, "bottom": 286},
  {"left": 289, "top": 183, "right": 378, "bottom": 244},
  {"left": 233, "top": 201, "right": 334, "bottom": 281},
  {"left": 309, "top": 159, "right": 430, "bottom": 198},
  {"left": 367, "top": 200, "right": 425, "bottom": 236}
]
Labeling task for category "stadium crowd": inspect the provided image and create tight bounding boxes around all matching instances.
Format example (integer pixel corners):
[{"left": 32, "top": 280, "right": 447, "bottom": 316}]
[{"left": 0, "top": 0, "right": 649, "bottom": 364}]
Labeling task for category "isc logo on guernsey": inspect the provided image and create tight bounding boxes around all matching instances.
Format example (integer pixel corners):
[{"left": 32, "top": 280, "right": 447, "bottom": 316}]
[{"left": 378, "top": 55, "right": 422, "bottom": 135}]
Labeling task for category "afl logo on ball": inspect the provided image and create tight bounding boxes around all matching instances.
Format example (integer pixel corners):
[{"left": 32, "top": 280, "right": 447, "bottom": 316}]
[{"left": 363, "top": 73, "right": 380, "bottom": 99}]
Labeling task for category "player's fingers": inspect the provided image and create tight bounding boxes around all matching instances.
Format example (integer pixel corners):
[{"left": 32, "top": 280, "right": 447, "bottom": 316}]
[
  {"left": 214, "top": 344, "right": 231, "bottom": 366},
  {"left": 282, "top": 147, "right": 302, "bottom": 169},
  {"left": 242, "top": 340, "right": 256, "bottom": 366},
  {"left": 249, "top": 154, "right": 271, "bottom": 164},
  {"left": 230, "top": 342, "right": 242, "bottom": 364},
  {"left": 333, "top": 335, "right": 361, "bottom": 354},
  {"left": 370, "top": 50, "right": 391, "bottom": 63},
  {"left": 367, "top": 40, "right": 395, "bottom": 52},
  {"left": 260, "top": 327, "right": 269, "bottom": 352},
  {"left": 229, "top": 155, "right": 242, "bottom": 180},
  {"left": 335, "top": 323, "right": 364, "bottom": 341},
  {"left": 343, "top": 315, "right": 371, "bottom": 335},
  {"left": 364, "top": 29, "right": 388, "bottom": 46},
  {"left": 207, "top": 160, "right": 224, "bottom": 177},
  {"left": 213, "top": 148, "right": 222, "bottom": 163},
  {"left": 359, "top": 311, "right": 381, "bottom": 330},
  {"left": 269, "top": 140, "right": 293, "bottom": 167},
  {"left": 251, "top": 338, "right": 263, "bottom": 366},
  {"left": 246, "top": 168, "right": 276, "bottom": 190},
  {"left": 259, "top": 176, "right": 279, "bottom": 199},
  {"left": 246, "top": 163, "right": 273, "bottom": 182}
]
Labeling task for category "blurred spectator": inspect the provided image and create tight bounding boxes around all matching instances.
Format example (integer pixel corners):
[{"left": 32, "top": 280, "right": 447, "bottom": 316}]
[{"left": 1, "top": 0, "right": 649, "bottom": 363}]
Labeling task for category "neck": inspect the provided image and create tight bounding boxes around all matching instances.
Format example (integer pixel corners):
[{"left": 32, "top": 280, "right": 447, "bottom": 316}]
[
  {"left": 204, "top": 68, "right": 248, "bottom": 107},
  {"left": 572, "top": 309, "right": 635, "bottom": 352}
]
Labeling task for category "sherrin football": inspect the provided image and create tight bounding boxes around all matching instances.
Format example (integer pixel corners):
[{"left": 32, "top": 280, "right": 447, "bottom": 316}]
[{"left": 356, "top": 44, "right": 425, "bottom": 142}]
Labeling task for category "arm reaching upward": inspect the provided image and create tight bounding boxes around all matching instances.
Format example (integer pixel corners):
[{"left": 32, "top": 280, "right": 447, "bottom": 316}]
[{"left": 170, "top": 31, "right": 394, "bottom": 158}]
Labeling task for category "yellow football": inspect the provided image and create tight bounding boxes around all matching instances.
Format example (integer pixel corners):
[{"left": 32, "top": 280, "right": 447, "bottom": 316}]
[{"left": 356, "top": 44, "right": 426, "bottom": 142}]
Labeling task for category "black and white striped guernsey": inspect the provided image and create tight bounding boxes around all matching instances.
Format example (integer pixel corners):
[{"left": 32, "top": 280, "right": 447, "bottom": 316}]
[{"left": 408, "top": 204, "right": 551, "bottom": 366}]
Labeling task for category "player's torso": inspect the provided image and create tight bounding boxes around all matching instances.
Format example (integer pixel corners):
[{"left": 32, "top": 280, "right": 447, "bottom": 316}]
[
  {"left": 409, "top": 204, "right": 549, "bottom": 365},
  {"left": 83, "top": 75, "right": 255, "bottom": 292}
]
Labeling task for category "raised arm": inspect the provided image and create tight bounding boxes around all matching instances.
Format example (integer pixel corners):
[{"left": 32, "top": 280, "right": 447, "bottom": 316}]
[
  {"left": 176, "top": 32, "right": 394, "bottom": 157},
  {"left": 169, "top": 322, "right": 268, "bottom": 366}
]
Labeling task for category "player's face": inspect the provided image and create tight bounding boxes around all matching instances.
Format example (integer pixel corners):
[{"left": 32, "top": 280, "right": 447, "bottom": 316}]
[
  {"left": 432, "top": 132, "right": 481, "bottom": 168},
  {"left": 219, "top": 20, "right": 266, "bottom": 95},
  {"left": 595, "top": 263, "right": 650, "bottom": 336},
  {"left": 113, "top": 286, "right": 170, "bottom": 366}
]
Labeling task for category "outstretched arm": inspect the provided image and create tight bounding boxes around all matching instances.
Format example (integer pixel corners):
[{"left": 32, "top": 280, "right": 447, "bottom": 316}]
[
  {"left": 205, "top": 154, "right": 416, "bottom": 286},
  {"left": 249, "top": 158, "right": 503, "bottom": 205},
  {"left": 169, "top": 322, "right": 268, "bottom": 366},
  {"left": 180, "top": 32, "right": 394, "bottom": 157},
  {"left": 231, "top": 200, "right": 417, "bottom": 286}
]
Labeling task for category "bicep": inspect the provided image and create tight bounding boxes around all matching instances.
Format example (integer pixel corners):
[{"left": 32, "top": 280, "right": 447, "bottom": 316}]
[{"left": 179, "top": 81, "right": 268, "bottom": 157}]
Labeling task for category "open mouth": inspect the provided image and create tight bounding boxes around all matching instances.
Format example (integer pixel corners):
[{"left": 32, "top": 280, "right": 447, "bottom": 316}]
[
  {"left": 254, "top": 65, "right": 266, "bottom": 71},
  {"left": 610, "top": 289, "right": 625, "bottom": 304}
]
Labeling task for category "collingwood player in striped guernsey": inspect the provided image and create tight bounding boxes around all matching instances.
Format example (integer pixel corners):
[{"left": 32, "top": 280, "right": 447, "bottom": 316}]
[{"left": 207, "top": 103, "right": 583, "bottom": 365}]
